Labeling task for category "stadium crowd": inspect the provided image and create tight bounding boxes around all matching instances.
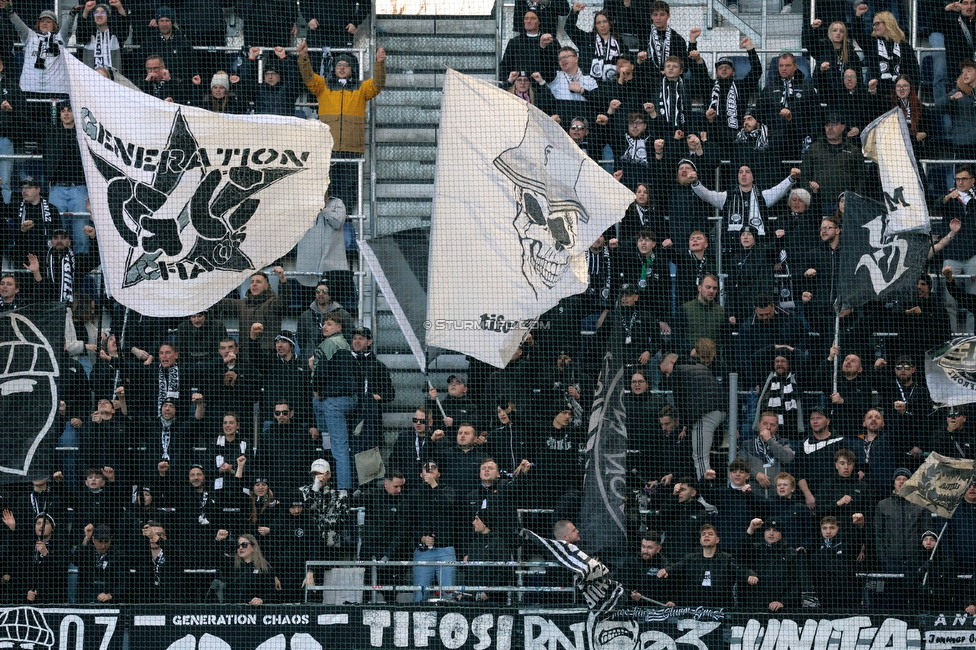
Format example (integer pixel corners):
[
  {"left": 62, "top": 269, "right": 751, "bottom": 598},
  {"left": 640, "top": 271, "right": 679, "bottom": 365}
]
[{"left": 0, "top": 0, "right": 972, "bottom": 615}]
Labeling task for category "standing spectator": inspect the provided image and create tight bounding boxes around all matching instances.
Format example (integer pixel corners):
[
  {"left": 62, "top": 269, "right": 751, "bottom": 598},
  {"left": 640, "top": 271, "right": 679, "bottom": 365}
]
[
  {"left": 890, "top": 76, "right": 929, "bottom": 156},
  {"left": 218, "top": 533, "right": 276, "bottom": 605},
  {"left": 216, "top": 266, "right": 289, "bottom": 364},
  {"left": 618, "top": 531, "right": 672, "bottom": 605},
  {"left": 200, "top": 71, "right": 246, "bottom": 114},
  {"left": 651, "top": 478, "right": 709, "bottom": 558},
  {"left": 802, "top": 115, "right": 865, "bottom": 210},
  {"left": 361, "top": 473, "right": 411, "bottom": 596},
  {"left": 804, "top": 20, "right": 862, "bottom": 106},
  {"left": 459, "top": 509, "right": 512, "bottom": 604},
  {"left": 261, "top": 399, "right": 319, "bottom": 492},
  {"left": 538, "top": 46, "right": 599, "bottom": 123},
  {"left": 74, "top": 0, "right": 129, "bottom": 73},
  {"left": 298, "top": 459, "right": 350, "bottom": 549},
  {"left": 1, "top": 1, "right": 73, "bottom": 110},
  {"left": 297, "top": 41, "right": 386, "bottom": 210},
  {"left": 389, "top": 407, "right": 445, "bottom": 477},
  {"left": 874, "top": 468, "right": 928, "bottom": 607},
  {"left": 311, "top": 313, "right": 362, "bottom": 492},
  {"left": 9, "top": 177, "right": 60, "bottom": 267},
  {"left": 139, "top": 54, "right": 188, "bottom": 104},
  {"left": 258, "top": 334, "right": 315, "bottom": 442},
  {"left": 740, "top": 518, "right": 802, "bottom": 612},
  {"left": 500, "top": 12, "right": 558, "bottom": 86},
  {"left": 297, "top": 282, "right": 351, "bottom": 363},
  {"left": 640, "top": 2, "right": 690, "bottom": 73},
  {"left": 742, "top": 411, "right": 796, "bottom": 498},
  {"left": 140, "top": 7, "right": 195, "bottom": 83},
  {"left": 0, "top": 55, "right": 23, "bottom": 204},
  {"left": 704, "top": 39, "right": 763, "bottom": 153},
  {"left": 350, "top": 327, "right": 395, "bottom": 460},
  {"left": 938, "top": 167, "right": 976, "bottom": 333},
  {"left": 656, "top": 524, "right": 756, "bottom": 608},
  {"left": 174, "top": 311, "right": 228, "bottom": 370},
  {"left": 699, "top": 460, "right": 760, "bottom": 553},
  {"left": 810, "top": 514, "right": 866, "bottom": 610},
  {"left": 565, "top": 4, "right": 623, "bottom": 83},
  {"left": 660, "top": 344, "right": 726, "bottom": 479},
  {"left": 135, "top": 522, "right": 183, "bottom": 603},
  {"left": 854, "top": 6, "right": 920, "bottom": 99},
  {"left": 512, "top": 0, "right": 568, "bottom": 36},
  {"left": 9, "top": 513, "right": 66, "bottom": 604},
  {"left": 411, "top": 460, "right": 461, "bottom": 601},
  {"left": 936, "top": 60, "right": 976, "bottom": 161},
  {"left": 756, "top": 53, "right": 821, "bottom": 160},
  {"left": 795, "top": 407, "right": 847, "bottom": 512},
  {"left": 677, "top": 275, "right": 724, "bottom": 355},
  {"left": 239, "top": 47, "right": 300, "bottom": 116},
  {"left": 295, "top": 191, "right": 352, "bottom": 311},
  {"left": 74, "top": 524, "right": 128, "bottom": 603}
]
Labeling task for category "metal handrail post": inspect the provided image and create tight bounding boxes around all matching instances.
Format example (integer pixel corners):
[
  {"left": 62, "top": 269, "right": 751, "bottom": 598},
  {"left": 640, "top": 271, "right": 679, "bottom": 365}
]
[{"left": 728, "top": 372, "right": 738, "bottom": 465}]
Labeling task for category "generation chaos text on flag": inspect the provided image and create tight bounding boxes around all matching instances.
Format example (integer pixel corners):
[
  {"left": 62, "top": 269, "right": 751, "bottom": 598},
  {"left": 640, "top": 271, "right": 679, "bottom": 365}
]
[
  {"left": 579, "top": 352, "right": 629, "bottom": 564},
  {"left": 925, "top": 335, "right": 976, "bottom": 408},
  {"left": 898, "top": 452, "right": 975, "bottom": 518},
  {"left": 837, "top": 193, "right": 928, "bottom": 312},
  {"left": 426, "top": 69, "right": 635, "bottom": 368},
  {"left": 64, "top": 55, "right": 333, "bottom": 317},
  {"left": 0, "top": 303, "right": 64, "bottom": 482},
  {"left": 860, "top": 107, "right": 930, "bottom": 235}
]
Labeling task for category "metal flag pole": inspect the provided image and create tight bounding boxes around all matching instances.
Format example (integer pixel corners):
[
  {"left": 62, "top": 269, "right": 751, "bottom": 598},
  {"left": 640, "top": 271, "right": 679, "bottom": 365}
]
[
  {"left": 921, "top": 521, "right": 949, "bottom": 587},
  {"left": 832, "top": 312, "right": 841, "bottom": 395}
]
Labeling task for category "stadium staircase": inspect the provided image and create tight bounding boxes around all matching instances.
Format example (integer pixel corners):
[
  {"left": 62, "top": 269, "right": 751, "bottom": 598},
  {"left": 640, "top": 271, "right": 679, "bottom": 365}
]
[{"left": 372, "top": 14, "right": 498, "bottom": 434}]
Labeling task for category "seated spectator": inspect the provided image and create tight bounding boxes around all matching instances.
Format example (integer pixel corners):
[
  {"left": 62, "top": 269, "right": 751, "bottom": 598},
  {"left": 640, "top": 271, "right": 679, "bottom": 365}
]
[
  {"left": 74, "top": 0, "right": 129, "bottom": 73},
  {"left": 199, "top": 71, "right": 246, "bottom": 114},
  {"left": 742, "top": 411, "right": 796, "bottom": 498},
  {"left": 657, "top": 524, "right": 756, "bottom": 608},
  {"left": 639, "top": 2, "right": 690, "bottom": 73},
  {"left": 810, "top": 514, "right": 866, "bottom": 610},
  {"left": 704, "top": 38, "right": 762, "bottom": 154},
  {"left": 427, "top": 374, "right": 480, "bottom": 435},
  {"left": 767, "top": 472, "right": 816, "bottom": 550},
  {"left": 725, "top": 227, "right": 775, "bottom": 325},
  {"left": 936, "top": 60, "right": 976, "bottom": 161},
  {"left": 853, "top": 6, "right": 920, "bottom": 99},
  {"left": 650, "top": 477, "right": 708, "bottom": 558}
]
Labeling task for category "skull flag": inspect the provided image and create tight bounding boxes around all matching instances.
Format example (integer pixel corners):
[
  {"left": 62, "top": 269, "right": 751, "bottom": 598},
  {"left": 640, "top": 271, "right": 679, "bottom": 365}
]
[
  {"left": 0, "top": 303, "right": 65, "bottom": 482},
  {"left": 63, "top": 55, "right": 333, "bottom": 317},
  {"left": 836, "top": 192, "right": 928, "bottom": 312},
  {"left": 427, "top": 69, "right": 634, "bottom": 368}
]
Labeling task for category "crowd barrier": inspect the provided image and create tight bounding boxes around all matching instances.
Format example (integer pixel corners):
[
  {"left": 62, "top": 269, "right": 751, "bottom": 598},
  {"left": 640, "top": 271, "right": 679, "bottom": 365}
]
[{"left": 9, "top": 603, "right": 976, "bottom": 649}]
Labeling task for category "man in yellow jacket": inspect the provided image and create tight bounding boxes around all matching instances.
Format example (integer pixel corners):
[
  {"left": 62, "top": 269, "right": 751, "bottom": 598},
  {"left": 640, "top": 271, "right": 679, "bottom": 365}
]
[{"left": 298, "top": 41, "right": 385, "bottom": 214}]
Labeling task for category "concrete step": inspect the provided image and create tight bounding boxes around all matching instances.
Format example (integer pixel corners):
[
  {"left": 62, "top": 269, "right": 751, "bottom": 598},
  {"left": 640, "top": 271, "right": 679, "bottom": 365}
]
[
  {"left": 373, "top": 214, "right": 431, "bottom": 235},
  {"left": 385, "top": 71, "right": 497, "bottom": 88},
  {"left": 381, "top": 34, "right": 496, "bottom": 53},
  {"left": 376, "top": 144, "right": 438, "bottom": 162},
  {"left": 376, "top": 127, "right": 437, "bottom": 144},
  {"left": 374, "top": 198, "right": 433, "bottom": 219},
  {"left": 376, "top": 104, "right": 442, "bottom": 125},
  {"left": 376, "top": 159, "right": 437, "bottom": 181},
  {"left": 377, "top": 88, "right": 443, "bottom": 107},
  {"left": 390, "top": 52, "right": 495, "bottom": 72},
  {"left": 375, "top": 182, "right": 434, "bottom": 199},
  {"left": 377, "top": 17, "right": 496, "bottom": 35}
]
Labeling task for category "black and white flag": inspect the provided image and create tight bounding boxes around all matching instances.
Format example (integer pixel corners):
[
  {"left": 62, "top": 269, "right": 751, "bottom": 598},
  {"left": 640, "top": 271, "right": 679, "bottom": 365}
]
[
  {"left": 64, "top": 55, "right": 333, "bottom": 317},
  {"left": 0, "top": 303, "right": 64, "bottom": 482},
  {"left": 925, "top": 336, "right": 976, "bottom": 408},
  {"left": 837, "top": 192, "right": 928, "bottom": 311},
  {"left": 426, "top": 69, "right": 634, "bottom": 368},
  {"left": 861, "top": 108, "right": 930, "bottom": 235}
]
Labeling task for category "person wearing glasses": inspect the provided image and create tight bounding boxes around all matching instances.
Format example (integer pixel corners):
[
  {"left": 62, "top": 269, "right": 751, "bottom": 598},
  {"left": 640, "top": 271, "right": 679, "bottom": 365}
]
[
  {"left": 567, "top": 116, "right": 601, "bottom": 161},
  {"left": 297, "top": 282, "right": 351, "bottom": 365},
  {"left": 939, "top": 171, "right": 976, "bottom": 335},
  {"left": 872, "top": 356, "right": 933, "bottom": 469},
  {"left": 257, "top": 334, "right": 314, "bottom": 445},
  {"left": 536, "top": 46, "right": 599, "bottom": 125},
  {"left": 390, "top": 407, "right": 445, "bottom": 477},
  {"left": 854, "top": 5, "right": 919, "bottom": 100},
  {"left": 217, "top": 533, "right": 276, "bottom": 605},
  {"left": 260, "top": 398, "right": 318, "bottom": 492},
  {"left": 410, "top": 461, "right": 461, "bottom": 601},
  {"left": 74, "top": 0, "right": 129, "bottom": 73},
  {"left": 930, "top": 406, "right": 974, "bottom": 460}
]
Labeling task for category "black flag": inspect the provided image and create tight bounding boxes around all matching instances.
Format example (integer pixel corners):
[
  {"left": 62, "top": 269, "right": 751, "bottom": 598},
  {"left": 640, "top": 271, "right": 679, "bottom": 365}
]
[
  {"left": 837, "top": 192, "right": 928, "bottom": 311},
  {"left": 0, "top": 303, "right": 64, "bottom": 482}
]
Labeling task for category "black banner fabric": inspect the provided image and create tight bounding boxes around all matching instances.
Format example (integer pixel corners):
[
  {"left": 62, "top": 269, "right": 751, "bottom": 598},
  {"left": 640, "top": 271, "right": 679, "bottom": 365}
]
[
  {"left": 9, "top": 605, "right": 976, "bottom": 649},
  {"left": 0, "top": 302, "right": 65, "bottom": 483},
  {"left": 0, "top": 606, "right": 122, "bottom": 650}
]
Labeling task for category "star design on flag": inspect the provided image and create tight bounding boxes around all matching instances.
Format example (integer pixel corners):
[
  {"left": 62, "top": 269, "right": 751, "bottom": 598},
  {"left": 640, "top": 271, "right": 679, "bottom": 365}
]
[{"left": 87, "top": 109, "right": 303, "bottom": 287}]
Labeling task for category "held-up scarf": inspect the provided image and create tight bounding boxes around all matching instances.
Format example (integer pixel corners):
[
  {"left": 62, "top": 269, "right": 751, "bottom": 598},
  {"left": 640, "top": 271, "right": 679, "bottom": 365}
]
[
  {"left": 622, "top": 134, "right": 648, "bottom": 163},
  {"left": 735, "top": 123, "right": 770, "bottom": 151},
  {"left": 877, "top": 39, "right": 902, "bottom": 81},
  {"left": 157, "top": 364, "right": 179, "bottom": 416},
  {"left": 34, "top": 32, "right": 61, "bottom": 69},
  {"left": 779, "top": 77, "right": 796, "bottom": 106},
  {"left": 158, "top": 417, "right": 172, "bottom": 460},
  {"left": 725, "top": 187, "right": 767, "bottom": 235},
  {"left": 649, "top": 27, "right": 672, "bottom": 69},
  {"left": 710, "top": 78, "right": 740, "bottom": 129},
  {"left": 591, "top": 33, "right": 621, "bottom": 80},
  {"left": 45, "top": 247, "right": 73, "bottom": 303},
  {"left": 92, "top": 29, "right": 113, "bottom": 69},
  {"left": 658, "top": 77, "right": 685, "bottom": 126}
]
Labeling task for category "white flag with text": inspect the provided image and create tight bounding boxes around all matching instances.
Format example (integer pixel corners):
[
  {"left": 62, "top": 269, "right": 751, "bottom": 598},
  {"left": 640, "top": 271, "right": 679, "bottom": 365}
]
[
  {"left": 426, "top": 69, "right": 634, "bottom": 368},
  {"left": 64, "top": 56, "right": 332, "bottom": 316}
]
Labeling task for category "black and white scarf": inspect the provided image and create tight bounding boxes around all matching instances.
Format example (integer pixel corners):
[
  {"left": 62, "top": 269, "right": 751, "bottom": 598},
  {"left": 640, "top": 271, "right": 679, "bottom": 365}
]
[
  {"left": 659, "top": 77, "right": 685, "bottom": 126},
  {"left": 157, "top": 364, "right": 179, "bottom": 416},
  {"left": 877, "top": 39, "right": 902, "bottom": 81},
  {"left": 779, "top": 78, "right": 797, "bottom": 106},
  {"left": 20, "top": 199, "right": 53, "bottom": 230},
  {"left": 753, "top": 435, "right": 778, "bottom": 467},
  {"left": 588, "top": 244, "right": 613, "bottom": 304},
  {"left": 591, "top": 34, "right": 621, "bottom": 80},
  {"left": 710, "top": 78, "right": 740, "bottom": 129},
  {"left": 158, "top": 416, "right": 173, "bottom": 460},
  {"left": 735, "top": 123, "right": 770, "bottom": 151},
  {"left": 758, "top": 370, "right": 801, "bottom": 427},
  {"left": 45, "top": 247, "right": 73, "bottom": 303},
  {"left": 34, "top": 32, "right": 60, "bottom": 69},
  {"left": 649, "top": 27, "right": 672, "bottom": 69},
  {"left": 622, "top": 134, "right": 648, "bottom": 164},
  {"left": 92, "top": 28, "right": 113, "bottom": 69},
  {"left": 725, "top": 187, "right": 767, "bottom": 234}
]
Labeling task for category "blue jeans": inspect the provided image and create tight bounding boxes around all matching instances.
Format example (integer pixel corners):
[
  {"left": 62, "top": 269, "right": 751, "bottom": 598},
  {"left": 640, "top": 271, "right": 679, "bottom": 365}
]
[
  {"left": 413, "top": 546, "right": 457, "bottom": 601},
  {"left": 49, "top": 184, "right": 91, "bottom": 253},
  {"left": 0, "top": 136, "right": 13, "bottom": 204},
  {"left": 59, "top": 421, "right": 80, "bottom": 490},
  {"left": 930, "top": 32, "right": 947, "bottom": 101},
  {"left": 314, "top": 395, "right": 357, "bottom": 490}
]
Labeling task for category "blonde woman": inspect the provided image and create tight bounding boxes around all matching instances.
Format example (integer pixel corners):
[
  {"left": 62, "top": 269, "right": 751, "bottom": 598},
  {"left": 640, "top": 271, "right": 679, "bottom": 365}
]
[
  {"left": 219, "top": 533, "right": 276, "bottom": 604},
  {"left": 804, "top": 19, "right": 861, "bottom": 103},
  {"left": 853, "top": 6, "right": 919, "bottom": 98}
]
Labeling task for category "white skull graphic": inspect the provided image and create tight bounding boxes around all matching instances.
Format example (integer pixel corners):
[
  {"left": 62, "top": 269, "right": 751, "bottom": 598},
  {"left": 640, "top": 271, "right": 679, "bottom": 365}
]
[{"left": 494, "top": 117, "right": 590, "bottom": 298}]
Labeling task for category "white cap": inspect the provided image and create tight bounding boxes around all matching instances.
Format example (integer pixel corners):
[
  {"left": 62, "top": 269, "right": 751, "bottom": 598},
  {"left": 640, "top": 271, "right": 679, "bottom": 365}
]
[{"left": 310, "top": 459, "right": 331, "bottom": 474}]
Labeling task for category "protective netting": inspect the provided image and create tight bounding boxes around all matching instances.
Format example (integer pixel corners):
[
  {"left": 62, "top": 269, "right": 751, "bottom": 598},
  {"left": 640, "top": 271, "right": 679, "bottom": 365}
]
[{"left": 0, "top": 0, "right": 973, "bottom": 637}]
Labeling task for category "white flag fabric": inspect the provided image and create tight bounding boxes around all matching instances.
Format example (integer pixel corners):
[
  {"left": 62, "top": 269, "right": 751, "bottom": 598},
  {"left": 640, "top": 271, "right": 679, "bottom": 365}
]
[
  {"left": 925, "top": 336, "right": 976, "bottom": 407},
  {"left": 426, "top": 69, "right": 635, "bottom": 368},
  {"left": 860, "top": 108, "right": 930, "bottom": 235},
  {"left": 64, "top": 56, "right": 332, "bottom": 317}
]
